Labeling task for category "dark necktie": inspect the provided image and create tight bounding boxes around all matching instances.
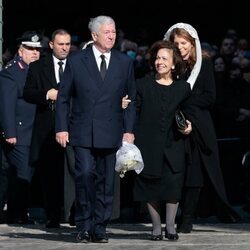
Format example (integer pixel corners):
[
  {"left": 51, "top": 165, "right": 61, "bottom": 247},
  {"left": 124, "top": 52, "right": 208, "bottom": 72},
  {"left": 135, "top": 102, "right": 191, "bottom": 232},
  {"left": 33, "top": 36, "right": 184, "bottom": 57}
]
[
  {"left": 58, "top": 60, "right": 64, "bottom": 82},
  {"left": 100, "top": 54, "right": 107, "bottom": 80}
]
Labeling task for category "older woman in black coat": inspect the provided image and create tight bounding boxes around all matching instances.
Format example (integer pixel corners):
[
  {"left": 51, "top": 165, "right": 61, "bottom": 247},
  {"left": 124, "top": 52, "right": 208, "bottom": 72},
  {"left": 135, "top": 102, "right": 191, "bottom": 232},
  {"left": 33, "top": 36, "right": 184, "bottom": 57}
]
[{"left": 133, "top": 40, "right": 192, "bottom": 241}]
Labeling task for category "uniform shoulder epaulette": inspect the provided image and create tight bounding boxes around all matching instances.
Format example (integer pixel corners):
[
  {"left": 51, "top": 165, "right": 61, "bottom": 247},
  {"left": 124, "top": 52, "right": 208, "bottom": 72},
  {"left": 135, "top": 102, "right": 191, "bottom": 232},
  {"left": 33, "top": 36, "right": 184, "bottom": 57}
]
[{"left": 4, "top": 60, "right": 17, "bottom": 69}]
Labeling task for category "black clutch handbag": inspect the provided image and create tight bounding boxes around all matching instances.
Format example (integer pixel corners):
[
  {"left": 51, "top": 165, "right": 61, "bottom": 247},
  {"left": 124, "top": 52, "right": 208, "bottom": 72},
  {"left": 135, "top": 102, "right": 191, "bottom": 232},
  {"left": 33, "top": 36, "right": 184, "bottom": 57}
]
[{"left": 175, "top": 110, "right": 187, "bottom": 129}]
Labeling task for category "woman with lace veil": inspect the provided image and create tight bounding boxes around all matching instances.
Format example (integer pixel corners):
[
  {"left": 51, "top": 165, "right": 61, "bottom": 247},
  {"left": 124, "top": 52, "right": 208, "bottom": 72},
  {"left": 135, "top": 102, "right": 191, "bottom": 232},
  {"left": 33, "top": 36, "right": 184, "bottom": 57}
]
[{"left": 163, "top": 23, "right": 241, "bottom": 233}]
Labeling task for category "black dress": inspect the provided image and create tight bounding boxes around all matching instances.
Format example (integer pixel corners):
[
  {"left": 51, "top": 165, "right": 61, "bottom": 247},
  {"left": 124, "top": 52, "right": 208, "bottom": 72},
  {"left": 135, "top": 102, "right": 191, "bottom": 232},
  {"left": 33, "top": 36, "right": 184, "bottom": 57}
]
[{"left": 133, "top": 75, "right": 191, "bottom": 202}]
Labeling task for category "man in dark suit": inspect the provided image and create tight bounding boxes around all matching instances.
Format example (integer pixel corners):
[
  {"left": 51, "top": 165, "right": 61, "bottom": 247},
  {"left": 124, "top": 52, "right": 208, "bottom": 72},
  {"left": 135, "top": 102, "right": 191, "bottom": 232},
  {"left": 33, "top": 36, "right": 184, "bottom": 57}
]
[
  {"left": 55, "top": 15, "right": 136, "bottom": 243},
  {"left": 0, "top": 31, "right": 42, "bottom": 223},
  {"left": 23, "top": 29, "right": 71, "bottom": 228}
]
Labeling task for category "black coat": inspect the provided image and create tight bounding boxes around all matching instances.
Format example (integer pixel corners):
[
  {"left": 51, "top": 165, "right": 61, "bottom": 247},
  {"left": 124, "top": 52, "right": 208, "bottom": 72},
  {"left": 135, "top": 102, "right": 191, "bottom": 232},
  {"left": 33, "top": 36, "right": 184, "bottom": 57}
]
[
  {"left": 135, "top": 75, "right": 191, "bottom": 178},
  {"left": 23, "top": 54, "right": 59, "bottom": 165},
  {"left": 182, "top": 57, "right": 241, "bottom": 220}
]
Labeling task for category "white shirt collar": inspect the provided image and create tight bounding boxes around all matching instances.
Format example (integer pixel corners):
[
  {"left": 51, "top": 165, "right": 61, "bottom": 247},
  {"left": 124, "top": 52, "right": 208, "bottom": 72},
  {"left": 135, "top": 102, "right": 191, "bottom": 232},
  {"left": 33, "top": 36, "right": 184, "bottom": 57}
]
[
  {"left": 92, "top": 45, "right": 111, "bottom": 65},
  {"left": 52, "top": 55, "right": 67, "bottom": 65}
]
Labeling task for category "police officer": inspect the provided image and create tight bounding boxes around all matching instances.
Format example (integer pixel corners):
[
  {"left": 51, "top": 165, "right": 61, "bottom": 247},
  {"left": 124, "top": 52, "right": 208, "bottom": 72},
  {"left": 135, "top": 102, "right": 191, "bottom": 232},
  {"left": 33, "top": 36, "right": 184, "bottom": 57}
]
[{"left": 0, "top": 31, "right": 42, "bottom": 223}]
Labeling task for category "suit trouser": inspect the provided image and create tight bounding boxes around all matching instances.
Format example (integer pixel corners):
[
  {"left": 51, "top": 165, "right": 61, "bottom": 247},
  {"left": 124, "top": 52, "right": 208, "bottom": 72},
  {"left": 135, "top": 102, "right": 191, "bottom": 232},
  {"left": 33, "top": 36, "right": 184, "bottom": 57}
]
[
  {"left": 36, "top": 137, "right": 64, "bottom": 223},
  {"left": 0, "top": 143, "right": 9, "bottom": 220},
  {"left": 5, "top": 145, "right": 34, "bottom": 182},
  {"left": 74, "top": 146, "right": 117, "bottom": 235}
]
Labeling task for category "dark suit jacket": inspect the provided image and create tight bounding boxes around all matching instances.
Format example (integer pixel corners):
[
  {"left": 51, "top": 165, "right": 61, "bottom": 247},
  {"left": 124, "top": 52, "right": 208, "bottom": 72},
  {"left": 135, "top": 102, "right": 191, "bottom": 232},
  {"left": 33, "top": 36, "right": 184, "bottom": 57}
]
[
  {"left": 23, "top": 54, "right": 58, "bottom": 164},
  {"left": 55, "top": 46, "right": 136, "bottom": 148},
  {"left": 0, "top": 56, "right": 36, "bottom": 146}
]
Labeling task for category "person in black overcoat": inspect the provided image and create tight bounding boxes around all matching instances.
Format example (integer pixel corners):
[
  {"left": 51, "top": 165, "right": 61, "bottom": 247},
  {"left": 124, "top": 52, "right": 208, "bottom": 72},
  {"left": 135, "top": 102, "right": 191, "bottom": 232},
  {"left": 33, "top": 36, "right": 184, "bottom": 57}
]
[
  {"left": 133, "top": 40, "right": 192, "bottom": 241},
  {"left": 164, "top": 23, "right": 241, "bottom": 234},
  {"left": 23, "top": 29, "right": 72, "bottom": 228}
]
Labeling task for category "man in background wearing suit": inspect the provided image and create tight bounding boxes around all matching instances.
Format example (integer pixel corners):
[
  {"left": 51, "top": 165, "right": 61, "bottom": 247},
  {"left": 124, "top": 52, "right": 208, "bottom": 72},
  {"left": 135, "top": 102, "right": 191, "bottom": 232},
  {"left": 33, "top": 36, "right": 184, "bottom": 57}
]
[
  {"left": 55, "top": 15, "right": 136, "bottom": 243},
  {"left": 23, "top": 29, "right": 71, "bottom": 228}
]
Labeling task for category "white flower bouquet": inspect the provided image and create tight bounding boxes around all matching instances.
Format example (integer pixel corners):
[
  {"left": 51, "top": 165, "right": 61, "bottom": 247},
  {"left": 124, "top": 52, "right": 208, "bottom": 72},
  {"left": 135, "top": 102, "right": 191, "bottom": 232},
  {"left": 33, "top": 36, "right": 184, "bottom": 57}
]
[{"left": 115, "top": 141, "right": 144, "bottom": 178}]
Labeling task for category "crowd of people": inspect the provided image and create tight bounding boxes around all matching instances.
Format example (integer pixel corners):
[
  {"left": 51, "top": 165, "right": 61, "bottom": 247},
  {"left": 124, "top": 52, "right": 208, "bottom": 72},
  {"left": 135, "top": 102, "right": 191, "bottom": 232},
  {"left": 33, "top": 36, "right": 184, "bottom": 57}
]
[{"left": 0, "top": 15, "right": 250, "bottom": 244}]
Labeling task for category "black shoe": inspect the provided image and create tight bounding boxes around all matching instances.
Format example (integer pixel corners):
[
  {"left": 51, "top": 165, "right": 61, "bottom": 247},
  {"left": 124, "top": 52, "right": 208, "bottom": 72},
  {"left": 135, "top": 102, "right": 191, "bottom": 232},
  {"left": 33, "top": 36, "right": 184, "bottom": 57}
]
[
  {"left": 165, "top": 228, "right": 179, "bottom": 241},
  {"left": 92, "top": 234, "right": 109, "bottom": 243},
  {"left": 68, "top": 215, "right": 75, "bottom": 226},
  {"left": 76, "top": 231, "right": 91, "bottom": 243},
  {"left": 150, "top": 234, "right": 163, "bottom": 241},
  {"left": 216, "top": 210, "right": 241, "bottom": 223},
  {"left": 16, "top": 218, "right": 34, "bottom": 225},
  {"left": 0, "top": 213, "right": 6, "bottom": 224},
  {"left": 176, "top": 220, "right": 193, "bottom": 233},
  {"left": 7, "top": 216, "right": 34, "bottom": 225},
  {"left": 69, "top": 219, "right": 76, "bottom": 226},
  {"left": 68, "top": 204, "right": 75, "bottom": 226},
  {"left": 45, "top": 220, "right": 60, "bottom": 228}
]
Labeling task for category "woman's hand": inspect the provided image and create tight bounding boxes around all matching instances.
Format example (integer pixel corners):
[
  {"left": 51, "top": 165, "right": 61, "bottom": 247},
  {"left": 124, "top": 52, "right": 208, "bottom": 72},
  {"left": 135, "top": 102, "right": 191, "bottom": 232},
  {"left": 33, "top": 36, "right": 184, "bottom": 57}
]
[{"left": 179, "top": 120, "right": 192, "bottom": 135}]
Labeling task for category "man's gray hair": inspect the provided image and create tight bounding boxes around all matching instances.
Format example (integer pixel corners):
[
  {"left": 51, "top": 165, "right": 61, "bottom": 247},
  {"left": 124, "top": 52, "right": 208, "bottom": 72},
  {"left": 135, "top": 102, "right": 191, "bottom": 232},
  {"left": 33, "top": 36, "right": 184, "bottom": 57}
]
[{"left": 88, "top": 15, "right": 115, "bottom": 33}]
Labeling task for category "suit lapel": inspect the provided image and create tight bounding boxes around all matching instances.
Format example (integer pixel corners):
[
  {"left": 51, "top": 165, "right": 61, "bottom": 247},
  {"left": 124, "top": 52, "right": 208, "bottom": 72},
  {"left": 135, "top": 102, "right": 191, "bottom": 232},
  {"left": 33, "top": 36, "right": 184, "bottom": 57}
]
[
  {"left": 102, "top": 50, "right": 120, "bottom": 89},
  {"left": 80, "top": 48, "right": 104, "bottom": 89},
  {"left": 79, "top": 48, "right": 120, "bottom": 95}
]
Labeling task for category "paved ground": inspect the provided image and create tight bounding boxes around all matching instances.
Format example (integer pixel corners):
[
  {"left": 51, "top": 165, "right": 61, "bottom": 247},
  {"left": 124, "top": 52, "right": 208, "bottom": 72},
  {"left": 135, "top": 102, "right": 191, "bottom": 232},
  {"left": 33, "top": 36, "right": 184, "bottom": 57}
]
[
  {"left": 1, "top": 206, "right": 250, "bottom": 250},
  {"left": 1, "top": 221, "right": 250, "bottom": 250}
]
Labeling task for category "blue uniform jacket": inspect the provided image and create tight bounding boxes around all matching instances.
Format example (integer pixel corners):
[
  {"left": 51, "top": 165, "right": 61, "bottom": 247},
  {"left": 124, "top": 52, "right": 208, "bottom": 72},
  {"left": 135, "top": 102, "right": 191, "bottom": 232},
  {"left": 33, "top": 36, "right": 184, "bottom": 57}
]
[{"left": 0, "top": 56, "right": 36, "bottom": 145}]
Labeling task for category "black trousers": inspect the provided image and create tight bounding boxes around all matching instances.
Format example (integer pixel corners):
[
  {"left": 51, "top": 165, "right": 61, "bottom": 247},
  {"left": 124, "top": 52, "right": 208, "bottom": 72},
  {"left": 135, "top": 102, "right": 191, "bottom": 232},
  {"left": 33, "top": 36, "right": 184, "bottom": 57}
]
[
  {"left": 74, "top": 147, "right": 117, "bottom": 235},
  {"left": 35, "top": 137, "right": 64, "bottom": 223}
]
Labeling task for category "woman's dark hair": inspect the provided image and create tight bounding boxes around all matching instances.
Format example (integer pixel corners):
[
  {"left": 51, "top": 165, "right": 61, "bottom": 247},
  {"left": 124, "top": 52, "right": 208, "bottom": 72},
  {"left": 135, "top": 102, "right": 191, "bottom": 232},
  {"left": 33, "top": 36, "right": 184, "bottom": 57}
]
[
  {"left": 168, "top": 28, "right": 197, "bottom": 69},
  {"left": 148, "top": 40, "right": 185, "bottom": 78}
]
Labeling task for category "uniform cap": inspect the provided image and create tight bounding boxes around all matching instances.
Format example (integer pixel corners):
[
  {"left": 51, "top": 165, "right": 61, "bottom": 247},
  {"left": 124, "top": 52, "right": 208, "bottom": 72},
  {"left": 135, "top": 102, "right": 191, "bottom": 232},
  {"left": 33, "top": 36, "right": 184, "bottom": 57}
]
[{"left": 17, "top": 31, "right": 42, "bottom": 48}]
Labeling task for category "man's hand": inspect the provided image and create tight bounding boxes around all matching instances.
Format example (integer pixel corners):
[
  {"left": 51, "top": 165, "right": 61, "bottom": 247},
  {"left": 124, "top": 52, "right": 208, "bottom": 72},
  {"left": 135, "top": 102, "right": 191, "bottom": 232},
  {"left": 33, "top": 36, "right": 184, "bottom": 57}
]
[
  {"left": 56, "top": 131, "right": 69, "bottom": 147},
  {"left": 47, "top": 88, "right": 58, "bottom": 101},
  {"left": 122, "top": 132, "right": 135, "bottom": 144}
]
